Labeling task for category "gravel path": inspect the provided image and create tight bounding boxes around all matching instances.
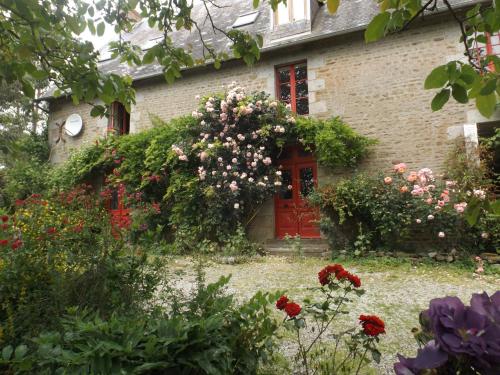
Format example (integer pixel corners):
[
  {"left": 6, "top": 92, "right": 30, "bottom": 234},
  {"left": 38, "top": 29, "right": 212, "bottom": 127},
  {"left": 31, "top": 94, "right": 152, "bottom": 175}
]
[{"left": 166, "top": 256, "right": 499, "bottom": 374}]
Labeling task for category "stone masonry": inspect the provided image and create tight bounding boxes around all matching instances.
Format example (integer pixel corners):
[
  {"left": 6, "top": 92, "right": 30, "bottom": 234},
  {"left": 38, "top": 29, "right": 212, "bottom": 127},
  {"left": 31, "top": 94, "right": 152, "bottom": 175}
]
[{"left": 47, "top": 17, "right": 485, "bottom": 242}]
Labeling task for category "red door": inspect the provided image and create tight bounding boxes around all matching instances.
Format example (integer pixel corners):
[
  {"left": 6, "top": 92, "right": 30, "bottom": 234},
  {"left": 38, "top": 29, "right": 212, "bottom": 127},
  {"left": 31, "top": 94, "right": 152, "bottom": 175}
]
[
  {"left": 275, "top": 146, "right": 320, "bottom": 239},
  {"left": 107, "top": 185, "right": 131, "bottom": 235}
]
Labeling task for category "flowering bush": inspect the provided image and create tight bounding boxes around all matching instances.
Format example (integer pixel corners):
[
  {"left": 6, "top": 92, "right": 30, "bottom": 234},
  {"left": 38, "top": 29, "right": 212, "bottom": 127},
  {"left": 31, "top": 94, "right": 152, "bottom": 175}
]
[
  {"left": 276, "top": 264, "right": 384, "bottom": 374},
  {"left": 394, "top": 291, "right": 500, "bottom": 374},
  {"left": 313, "top": 162, "right": 499, "bottom": 254},
  {"left": 48, "top": 84, "right": 374, "bottom": 248},
  {"left": 0, "top": 188, "right": 162, "bottom": 345}
]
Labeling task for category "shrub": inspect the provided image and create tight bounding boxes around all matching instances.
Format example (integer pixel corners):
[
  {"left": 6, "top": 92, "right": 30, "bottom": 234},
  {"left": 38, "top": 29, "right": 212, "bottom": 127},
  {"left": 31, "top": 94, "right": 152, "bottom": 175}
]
[
  {"left": 0, "top": 188, "right": 162, "bottom": 345},
  {"left": 275, "top": 264, "right": 384, "bottom": 374},
  {"left": 314, "top": 163, "right": 499, "bottom": 254},
  {"left": 394, "top": 291, "right": 500, "bottom": 374},
  {"left": 2, "top": 269, "right": 280, "bottom": 375}
]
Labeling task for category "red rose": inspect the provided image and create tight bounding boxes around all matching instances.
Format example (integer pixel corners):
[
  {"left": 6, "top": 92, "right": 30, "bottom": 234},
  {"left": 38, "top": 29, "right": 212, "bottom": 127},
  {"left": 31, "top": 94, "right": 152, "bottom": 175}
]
[
  {"left": 47, "top": 227, "right": 57, "bottom": 235},
  {"left": 335, "top": 270, "right": 362, "bottom": 288},
  {"left": 11, "top": 239, "right": 22, "bottom": 250},
  {"left": 276, "top": 295, "right": 289, "bottom": 310},
  {"left": 1, "top": 215, "right": 8, "bottom": 223},
  {"left": 318, "top": 264, "right": 344, "bottom": 286},
  {"left": 347, "top": 273, "right": 361, "bottom": 288},
  {"left": 284, "top": 302, "right": 301, "bottom": 318},
  {"left": 0, "top": 239, "right": 8, "bottom": 246},
  {"left": 359, "top": 315, "right": 385, "bottom": 336}
]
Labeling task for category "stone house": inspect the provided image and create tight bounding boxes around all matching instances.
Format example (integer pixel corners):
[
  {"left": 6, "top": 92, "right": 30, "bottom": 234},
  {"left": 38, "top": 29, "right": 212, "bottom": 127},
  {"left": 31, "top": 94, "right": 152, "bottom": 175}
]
[{"left": 44, "top": 0, "right": 498, "bottom": 243}]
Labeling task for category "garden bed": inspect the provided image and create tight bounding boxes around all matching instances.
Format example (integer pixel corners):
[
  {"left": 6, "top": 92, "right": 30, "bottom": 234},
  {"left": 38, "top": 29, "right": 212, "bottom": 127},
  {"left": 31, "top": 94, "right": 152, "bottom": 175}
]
[{"left": 166, "top": 255, "right": 499, "bottom": 374}]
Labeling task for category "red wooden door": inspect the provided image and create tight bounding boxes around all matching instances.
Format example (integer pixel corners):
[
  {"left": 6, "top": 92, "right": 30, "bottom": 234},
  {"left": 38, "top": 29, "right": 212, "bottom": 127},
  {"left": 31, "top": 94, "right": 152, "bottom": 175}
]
[
  {"left": 107, "top": 186, "right": 131, "bottom": 234},
  {"left": 275, "top": 146, "right": 320, "bottom": 239}
]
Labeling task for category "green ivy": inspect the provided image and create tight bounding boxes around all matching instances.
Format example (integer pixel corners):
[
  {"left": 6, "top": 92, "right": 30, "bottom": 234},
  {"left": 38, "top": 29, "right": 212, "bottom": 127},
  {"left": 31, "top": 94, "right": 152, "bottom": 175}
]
[{"left": 293, "top": 116, "right": 377, "bottom": 169}]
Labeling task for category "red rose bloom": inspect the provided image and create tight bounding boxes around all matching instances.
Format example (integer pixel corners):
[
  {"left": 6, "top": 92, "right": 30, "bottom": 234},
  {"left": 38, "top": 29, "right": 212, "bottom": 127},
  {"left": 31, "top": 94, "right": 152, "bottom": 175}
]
[
  {"left": 359, "top": 315, "right": 385, "bottom": 336},
  {"left": 11, "top": 239, "right": 22, "bottom": 250},
  {"left": 318, "top": 264, "right": 344, "bottom": 285},
  {"left": 1, "top": 215, "right": 8, "bottom": 223},
  {"left": 284, "top": 302, "right": 302, "bottom": 318},
  {"left": 347, "top": 273, "right": 361, "bottom": 288},
  {"left": 276, "top": 295, "right": 289, "bottom": 310},
  {"left": 0, "top": 239, "right": 8, "bottom": 246}
]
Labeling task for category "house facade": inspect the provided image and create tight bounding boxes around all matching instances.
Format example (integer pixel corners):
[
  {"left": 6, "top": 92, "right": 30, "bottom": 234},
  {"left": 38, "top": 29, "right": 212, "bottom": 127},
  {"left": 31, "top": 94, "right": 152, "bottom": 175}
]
[{"left": 45, "top": 0, "right": 498, "bottom": 242}]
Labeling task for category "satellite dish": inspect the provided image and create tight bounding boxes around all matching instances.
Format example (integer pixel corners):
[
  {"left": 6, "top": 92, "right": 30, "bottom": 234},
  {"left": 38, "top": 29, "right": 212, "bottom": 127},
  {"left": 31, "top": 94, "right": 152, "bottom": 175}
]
[{"left": 65, "top": 114, "right": 83, "bottom": 136}]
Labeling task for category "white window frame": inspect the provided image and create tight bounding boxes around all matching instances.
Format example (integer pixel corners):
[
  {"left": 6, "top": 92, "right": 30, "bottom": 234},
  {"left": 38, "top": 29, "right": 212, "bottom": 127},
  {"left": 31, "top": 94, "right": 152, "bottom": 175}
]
[{"left": 273, "top": 0, "right": 309, "bottom": 27}]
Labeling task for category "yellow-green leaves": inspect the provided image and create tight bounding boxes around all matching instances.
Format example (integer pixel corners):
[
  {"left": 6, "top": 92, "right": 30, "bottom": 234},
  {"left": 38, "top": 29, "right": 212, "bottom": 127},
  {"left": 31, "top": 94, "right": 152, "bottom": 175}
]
[
  {"left": 326, "top": 0, "right": 340, "bottom": 14},
  {"left": 476, "top": 92, "right": 497, "bottom": 118},
  {"left": 365, "top": 12, "right": 390, "bottom": 43},
  {"left": 424, "top": 66, "right": 449, "bottom": 90}
]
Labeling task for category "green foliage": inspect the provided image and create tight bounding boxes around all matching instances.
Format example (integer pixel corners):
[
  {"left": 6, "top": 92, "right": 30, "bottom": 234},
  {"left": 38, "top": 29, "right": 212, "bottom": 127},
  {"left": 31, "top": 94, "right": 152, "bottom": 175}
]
[
  {"left": 0, "top": 130, "right": 50, "bottom": 207},
  {"left": 313, "top": 164, "right": 499, "bottom": 254},
  {"left": 293, "top": 117, "right": 376, "bottom": 169},
  {"left": 49, "top": 89, "right": 373, "bottom": 249},
  {"left": 0, "top": 188, "right": 162, "bottom": 346},
  {"left": 2, "top": 269, "right": 280, "bottom": 375}
]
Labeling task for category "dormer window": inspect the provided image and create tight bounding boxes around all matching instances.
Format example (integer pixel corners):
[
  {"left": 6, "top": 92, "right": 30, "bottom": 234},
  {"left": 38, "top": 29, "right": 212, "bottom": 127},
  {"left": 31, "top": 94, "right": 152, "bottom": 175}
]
[{"left": 274, "top": 0, "right": 308, "bottom": 26}]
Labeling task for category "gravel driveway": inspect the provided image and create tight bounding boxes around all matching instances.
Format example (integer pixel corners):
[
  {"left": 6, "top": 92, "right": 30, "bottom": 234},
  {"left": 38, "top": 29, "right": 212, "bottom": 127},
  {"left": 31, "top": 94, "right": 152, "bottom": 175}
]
[{"left": 166, "top": 256, "right": 499, "bottom": 374}]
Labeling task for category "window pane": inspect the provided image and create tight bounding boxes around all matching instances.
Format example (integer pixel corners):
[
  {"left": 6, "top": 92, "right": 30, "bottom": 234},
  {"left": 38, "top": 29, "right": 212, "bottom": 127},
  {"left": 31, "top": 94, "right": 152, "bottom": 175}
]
[
  {"left": 295, "top": 64, "right": 307, "bottom": 80},
  {"left": 279, "top": 83, "right": 291, "bottom": 102},
  {"left": 296, "top": 97, "right": 309, "bottom": 115},
  {"left": 296, "top": 80, "right": 308, "bottom": 98},
  {"left": 277, "top": 3, "right": 289, "bottom": 25},
  {"left": 278, "top": 68, "right": 290, "bottom": 83},
  {"left": 300, "top": 167, "right": 314, "bottom": 197},
  {"left": 280, "top": 169, "right": 293, "bottom": 199},
  {"left": 292, "top": 0, "right": 306, "bottom": 21}
]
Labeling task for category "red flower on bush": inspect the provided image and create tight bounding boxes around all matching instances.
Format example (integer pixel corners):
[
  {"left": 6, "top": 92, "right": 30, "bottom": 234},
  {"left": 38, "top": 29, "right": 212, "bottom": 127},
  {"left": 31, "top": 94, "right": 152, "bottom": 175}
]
[
  {"left": 336, "top": 270, "right": 362, "bottom": 288},
  {"left": 1, "top": 215, "right": 8, "bottom": 223},
  {"left": 0, "top": 239, "right": 8, "bottom": 246},
  {"left": 276, "top": 295, "right": 289, "bottom": 310},
  {"left": 47, "top": 227, "right": 58, "bottom": 235},
  {"left": 284, "top": 302, "right": 302, "bottom": 318},
  {"left": 11, "top": 239, "right": 22, "bottom": 250},
  {"left": 359, "top": 315, "right": 386, "bottom": 336},
  {"left": 318, "top": 264, "right": 344, "bottom": 285}
]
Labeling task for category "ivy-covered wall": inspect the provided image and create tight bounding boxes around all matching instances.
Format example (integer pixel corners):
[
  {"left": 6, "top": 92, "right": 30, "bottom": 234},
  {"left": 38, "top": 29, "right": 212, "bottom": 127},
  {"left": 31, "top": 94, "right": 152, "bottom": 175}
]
[{"left": 49, "top": 87, "right": 374, "bottom": 245}]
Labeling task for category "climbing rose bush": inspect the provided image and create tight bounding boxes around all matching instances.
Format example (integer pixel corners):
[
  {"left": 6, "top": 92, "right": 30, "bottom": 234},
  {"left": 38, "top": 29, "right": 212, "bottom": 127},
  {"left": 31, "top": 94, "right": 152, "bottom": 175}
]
[
  {"left": 276, "top": 264, "right": 384, "bottom": 374},
  {"left": 394, "top": 291, "right": 500, "bottom": 374},
  {"left": 171, "top": 84, "right": 291, "bottom": 220}
]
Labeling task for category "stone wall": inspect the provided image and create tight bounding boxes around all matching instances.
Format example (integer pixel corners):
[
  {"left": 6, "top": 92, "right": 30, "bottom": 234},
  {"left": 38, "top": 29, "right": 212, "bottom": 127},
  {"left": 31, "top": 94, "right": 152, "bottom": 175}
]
[{"left": 47, "top": 17, "right": 475, "bottom": 242}]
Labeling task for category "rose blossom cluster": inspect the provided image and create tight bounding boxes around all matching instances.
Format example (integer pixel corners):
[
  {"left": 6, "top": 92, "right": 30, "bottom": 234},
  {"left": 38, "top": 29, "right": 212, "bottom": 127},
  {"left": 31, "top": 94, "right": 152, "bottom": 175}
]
[
  {"left": 318, "top": 263, "right": 361, "bottom": 288},
  {"left": 386, "top": 162, "right": 489, "bottom": 239},
  {"left": 277, "top": 265, "right": 385, "bottom": 339},
  {"left": 172, "top": 84, "right": 291, "bottom": 211}
]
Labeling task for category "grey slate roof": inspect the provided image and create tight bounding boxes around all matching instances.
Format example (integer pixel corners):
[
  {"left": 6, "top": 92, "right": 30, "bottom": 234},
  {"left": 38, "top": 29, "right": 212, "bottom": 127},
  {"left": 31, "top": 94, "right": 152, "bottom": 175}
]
[{"left": 43, "top": 0, "right": 485, "bottom": 99}]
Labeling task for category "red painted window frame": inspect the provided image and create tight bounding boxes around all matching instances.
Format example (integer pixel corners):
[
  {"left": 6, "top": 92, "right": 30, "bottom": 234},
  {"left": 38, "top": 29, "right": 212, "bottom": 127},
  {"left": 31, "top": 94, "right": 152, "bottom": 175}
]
[
  {"left": 108, "top": 102, "right": 130, "bottom": 135},
  {"left": 275, "top": 61, "right": 309, "bottom": 114}
]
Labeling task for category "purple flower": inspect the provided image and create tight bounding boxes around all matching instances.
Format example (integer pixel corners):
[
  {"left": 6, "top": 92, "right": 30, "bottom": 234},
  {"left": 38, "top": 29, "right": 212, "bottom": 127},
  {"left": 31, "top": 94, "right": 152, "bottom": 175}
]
[{"left": 394, "top": 341, "right": 448, "bottom": 375}]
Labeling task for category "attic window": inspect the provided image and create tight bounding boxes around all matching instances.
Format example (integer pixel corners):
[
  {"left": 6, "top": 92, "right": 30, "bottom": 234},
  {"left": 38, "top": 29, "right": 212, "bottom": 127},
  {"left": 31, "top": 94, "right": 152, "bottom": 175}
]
[
  {"left": 232, "top": 11, "right": 259, "bottom": 28},
  {"left": 274, "top": 0, "right": 308, "bottom": 26}
]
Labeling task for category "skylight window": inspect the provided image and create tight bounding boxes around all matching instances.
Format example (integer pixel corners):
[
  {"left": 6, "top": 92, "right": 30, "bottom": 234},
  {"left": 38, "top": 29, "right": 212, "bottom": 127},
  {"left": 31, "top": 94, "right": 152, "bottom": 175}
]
[
  {"left": 232, "top": 11, "right": 259, "bottom": 28},
  {"left": 142, "top": 36, "right": 163, "bottom": 50}
]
